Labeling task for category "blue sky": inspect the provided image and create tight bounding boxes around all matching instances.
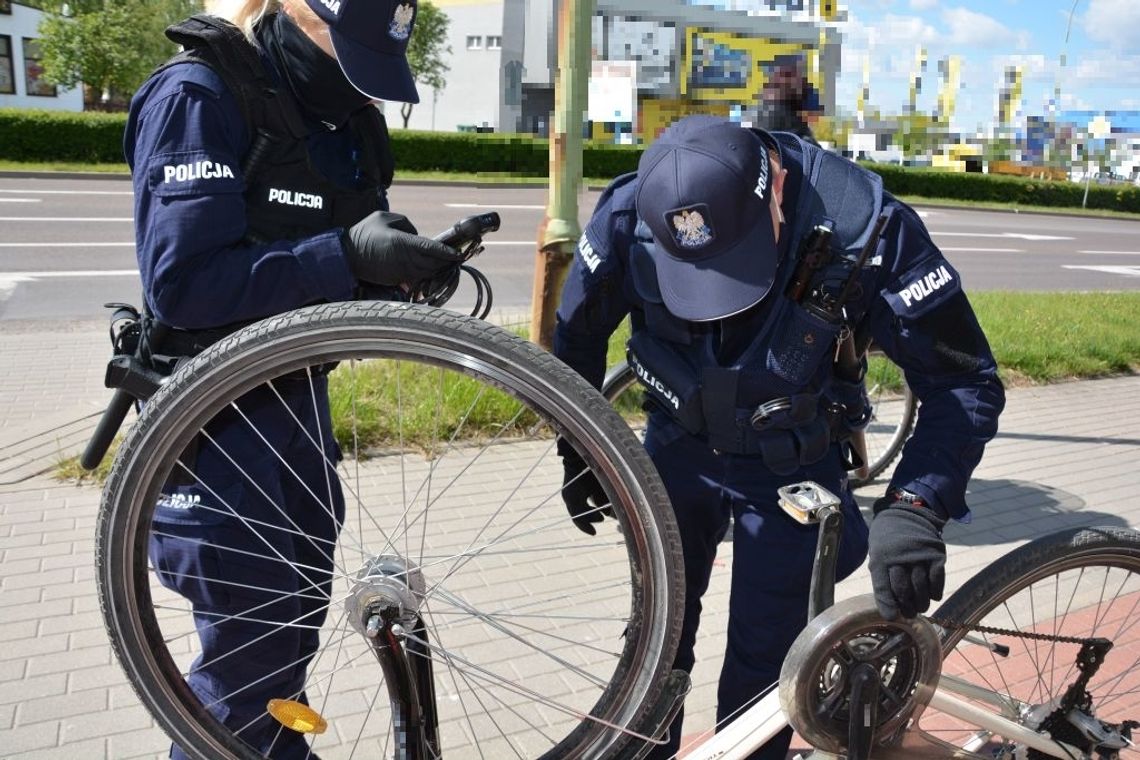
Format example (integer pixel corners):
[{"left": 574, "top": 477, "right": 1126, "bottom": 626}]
[{"left": 833, "top": 0, "right": 1140, "bottom": 133}]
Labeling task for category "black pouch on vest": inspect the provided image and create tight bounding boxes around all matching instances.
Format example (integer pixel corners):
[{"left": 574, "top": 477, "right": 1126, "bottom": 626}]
[
  {"left": 765, "top": 298, "right": 844, "bottom": 386},
  {"left": 626, "top": 332, "right": 705, "bottom": 435}
]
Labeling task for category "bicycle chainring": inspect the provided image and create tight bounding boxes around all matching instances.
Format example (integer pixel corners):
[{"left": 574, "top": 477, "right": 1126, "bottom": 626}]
[{"left": 779, "top": 594, "right": 942, "bottom": 755}]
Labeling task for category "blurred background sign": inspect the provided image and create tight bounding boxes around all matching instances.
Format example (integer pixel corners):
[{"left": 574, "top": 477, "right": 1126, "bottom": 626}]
[{"left": 588, "top": 59, "right": 637, "bottom": 125}]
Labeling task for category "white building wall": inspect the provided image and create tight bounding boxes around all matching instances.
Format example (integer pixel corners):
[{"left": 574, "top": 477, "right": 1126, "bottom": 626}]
[
  {"left": 401, "top": 0, "right": 505, "bottom": 133},
  {"left": 0, "top": 2, "right": 84, "bottom": 111}
]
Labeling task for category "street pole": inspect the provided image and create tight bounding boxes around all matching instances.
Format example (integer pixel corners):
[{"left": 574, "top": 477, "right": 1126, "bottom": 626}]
[
  {"left": 1055, "top": 0, "right": 1081, "bottom": 176},
  {"left": 529, "top": 0, "right": 595, "bottom": 349}
]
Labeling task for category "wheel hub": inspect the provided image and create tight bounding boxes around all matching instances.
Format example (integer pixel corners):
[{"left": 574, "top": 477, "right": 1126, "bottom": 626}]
[{"left": 346, "top": 554, "right": 426, "bottom": 637}]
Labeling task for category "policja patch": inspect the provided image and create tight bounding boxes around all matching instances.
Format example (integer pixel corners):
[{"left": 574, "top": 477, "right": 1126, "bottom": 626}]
[
  {"left": 882, "top": 257, "right": 962, "bottom": 317},
  {"left": 148, "top": 150, "right": 243, "bottom": 198}
]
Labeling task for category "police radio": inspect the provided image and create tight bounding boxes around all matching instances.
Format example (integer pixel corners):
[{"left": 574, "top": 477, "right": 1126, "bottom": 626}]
[
  {"left": 785, "top": 222, "right": 834, "bottom": 305},
  {"left": 788, "top": 214, "right": 889, "bottom": 324}
]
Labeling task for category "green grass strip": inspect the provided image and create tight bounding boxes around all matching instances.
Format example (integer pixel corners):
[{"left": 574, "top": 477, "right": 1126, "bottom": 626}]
[
  {"left": 971, "top": 291, "right": 1140, "bottom": 384},
  {"left": 56, "top": 292, "right": 1139, "bottom": 483}
]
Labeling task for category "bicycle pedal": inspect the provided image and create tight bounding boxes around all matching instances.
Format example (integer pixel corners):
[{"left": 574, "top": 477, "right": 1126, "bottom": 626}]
[{"left": 778, "top": 481, "right": 842, "bottom": 525}]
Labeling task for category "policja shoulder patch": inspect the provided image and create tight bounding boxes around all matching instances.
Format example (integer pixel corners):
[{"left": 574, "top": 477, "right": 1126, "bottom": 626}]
[
  {"left": 881, "top": 256, "right": 962, "bottom": 318},
  {"left": 149, "top": 150, "right": 243, "bottom": 199}
]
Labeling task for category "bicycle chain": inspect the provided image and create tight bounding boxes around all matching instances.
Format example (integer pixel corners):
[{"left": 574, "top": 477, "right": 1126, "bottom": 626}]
[{"left": 928, "top": 617, "right": 1106, "bottom": 646}]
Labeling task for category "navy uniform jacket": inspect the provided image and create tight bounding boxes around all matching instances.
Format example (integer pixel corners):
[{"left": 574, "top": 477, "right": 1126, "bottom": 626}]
[
  {"left": 554, "top": 151, "right": 1005, "bottom": 521},
  {"left": 124, "top": 62, "right": 363, "bottom": 330}
]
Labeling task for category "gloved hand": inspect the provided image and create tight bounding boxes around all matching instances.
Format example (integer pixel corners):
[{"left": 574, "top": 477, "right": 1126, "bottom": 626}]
[
  {"left": 342, "top": 211, "right": 460, "bottom": 287},
  {"left": 558, "top": 443, "right": 612, "bottom": 536},
  {"left": 867, "top": 492, "right": 947, "bottom": 621}
]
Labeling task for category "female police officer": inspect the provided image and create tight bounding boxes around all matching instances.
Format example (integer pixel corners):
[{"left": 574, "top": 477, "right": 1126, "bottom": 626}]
[
  {"left": 554, "top": 115, "right": 1005, "bottom": 759},
  {"left": 125, "top": 1, "right": 457, "bottom": 756}
]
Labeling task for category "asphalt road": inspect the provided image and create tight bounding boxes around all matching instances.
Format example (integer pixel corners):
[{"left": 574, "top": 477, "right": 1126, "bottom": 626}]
[{"left": 1, "top": 175, "right": 1138, "bottom": 324}]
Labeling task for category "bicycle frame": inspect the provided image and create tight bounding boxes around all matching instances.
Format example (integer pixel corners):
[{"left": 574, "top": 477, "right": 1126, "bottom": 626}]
[
  {"left": 667, "top": 481, "right": 1088, "bottom": 760},
  {"left": 677, "top": 668, "right": 1085, "bottom": 760}
]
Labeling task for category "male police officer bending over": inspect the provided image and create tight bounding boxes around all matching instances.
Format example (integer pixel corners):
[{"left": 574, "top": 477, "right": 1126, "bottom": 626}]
[{"left": 553, "top": 115, "right": 1005, "bottom": 759}]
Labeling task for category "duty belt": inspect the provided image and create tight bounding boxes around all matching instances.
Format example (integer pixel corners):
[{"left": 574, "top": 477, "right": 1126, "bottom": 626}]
[{"left": 696, "top": 394, "right": 866, "bottom": 470}]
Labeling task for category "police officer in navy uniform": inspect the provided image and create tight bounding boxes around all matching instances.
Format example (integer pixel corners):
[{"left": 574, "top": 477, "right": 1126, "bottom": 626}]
[
  {"left": 125, "top": 1, "right": 458, "bottom": 757},
  {"left": 553, "top": 115, "right": 1005, "bottom": 759}
]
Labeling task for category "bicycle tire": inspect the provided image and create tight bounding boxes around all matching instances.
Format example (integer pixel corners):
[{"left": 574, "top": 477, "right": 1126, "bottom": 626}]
[
  {"left": 916, "top": 526, "right": 1140, "bottom": 757},
  {"left": 849, "top": 350, "right": 916, "bottom": 489},
  {"left": 98, "top": 301, "right": 684, "bottom": 759},
  {"left": 601, "top": 360, "right": 643, "bottom": 423}
]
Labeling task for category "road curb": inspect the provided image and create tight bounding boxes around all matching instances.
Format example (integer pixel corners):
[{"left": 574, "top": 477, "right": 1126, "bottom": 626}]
[
  {"left": 0, "top": 169, "right": 131, "bottom": 181},
  {"left": 0, "top": 170, "right": 605, "bottom": 191},
  {"left": 903, "top": 197, "right": 1140, "bottom": 223},
  {"left": 1, "top": 170, "right": 1134, "bottom": 219}
]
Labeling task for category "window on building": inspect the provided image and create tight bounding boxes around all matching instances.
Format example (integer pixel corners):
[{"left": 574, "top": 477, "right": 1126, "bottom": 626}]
[
  {"left": 466, "top": 35, "right": 482, "bottom": 50},
  {"left": 486, "top": 35, "right": 502, "bottom": 50},
  {"left": 0, "top": 36, "right": 14, "bottom": 94},
  {"left": 23, "top": 38, "right": 57, "bottom": 97},
  {"left": 0, "top": 0, "right": 11, "bottom": 15}
]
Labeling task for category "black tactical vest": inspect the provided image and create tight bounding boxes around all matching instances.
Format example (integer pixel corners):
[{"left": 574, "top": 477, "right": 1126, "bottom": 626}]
[{"left": 157, "top": 14, "right": 392, "bottom": 244}]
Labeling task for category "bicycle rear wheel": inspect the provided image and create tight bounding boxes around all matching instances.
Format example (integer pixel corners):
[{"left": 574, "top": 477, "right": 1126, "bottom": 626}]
[
  {"left": 915, "top": 526, "right": 1140, "bottom": 758},
  {"left": 850, "top": 350, "right": 916, "bottom": 489},
  {"left": 98, "top": 302, "right": 683, "bottom": 759},
  {"left": 601, "top": 360, "right": 647, "bottom": 427}
]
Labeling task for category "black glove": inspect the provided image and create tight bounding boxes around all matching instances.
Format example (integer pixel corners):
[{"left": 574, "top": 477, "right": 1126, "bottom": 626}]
[
  {"left": 342, "top": 211, "right": 460, "bottom": 287},
  {"left": 868, "top": 493, "right": 947, "bottom": 621},
  {"left": 558, "top": 443, "right": 612, "bottom": 536}
]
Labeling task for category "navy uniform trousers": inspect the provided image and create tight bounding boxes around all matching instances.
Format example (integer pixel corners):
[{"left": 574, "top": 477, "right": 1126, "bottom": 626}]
[
  {"left": 148, "top": 376, "right": 344, "bottom": 760},
  {"left": 642, "top": 420, "right": 869, "bottom": 760}
]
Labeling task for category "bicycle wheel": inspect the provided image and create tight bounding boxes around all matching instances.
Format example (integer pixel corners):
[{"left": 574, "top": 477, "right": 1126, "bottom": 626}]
[
  {"left": 600, "top": 360, "right": 644, "bottom": 428},
  {"left": 98, "top": 301, "right": 684, "bottom": 759},
  {"left": 914, "top": 526, "right": 1140, "bottom": 758},
  {"left": 850, "top": 350, "right": 916, "bottom": 489}
]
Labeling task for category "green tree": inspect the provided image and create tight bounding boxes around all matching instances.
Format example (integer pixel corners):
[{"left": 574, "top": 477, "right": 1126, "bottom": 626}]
[
  {"left": 35, "top": 0, "right": 203, "bottom": 105},
  {"left": 893, "top": 111, "right": 941, "bottom": 159},
  {"left": 812, "top": 114, "right": 854, "bottom": 151},
  {"left": 399, "top": 2, "right": 451, "bottom": 129}
]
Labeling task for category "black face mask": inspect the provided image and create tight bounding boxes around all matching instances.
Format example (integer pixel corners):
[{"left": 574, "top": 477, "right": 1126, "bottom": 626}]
[{"left": 260, "top": 12, "right": 371, "bottom": 130}]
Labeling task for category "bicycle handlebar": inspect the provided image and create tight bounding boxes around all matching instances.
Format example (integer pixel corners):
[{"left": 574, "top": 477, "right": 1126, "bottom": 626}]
[
  {"left": 80, "top": 320, "right": 171, "bottom": 471},
  {"left": 80, "top": 389, "right": 134, "bottom": 470},
  {"left": 433, "top": 212, "right": 501, "bottom": 250}
]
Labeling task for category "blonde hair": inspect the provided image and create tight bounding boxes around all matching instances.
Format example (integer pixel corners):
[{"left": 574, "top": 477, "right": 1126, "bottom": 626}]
[{"left": 205, "top": 0, "right": 318, "bottom": 41}]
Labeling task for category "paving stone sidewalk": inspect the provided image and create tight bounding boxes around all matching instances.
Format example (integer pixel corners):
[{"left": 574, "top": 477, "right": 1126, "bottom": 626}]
[{"left": 0, "top": 316, "right": 1138, "bottom": 758}]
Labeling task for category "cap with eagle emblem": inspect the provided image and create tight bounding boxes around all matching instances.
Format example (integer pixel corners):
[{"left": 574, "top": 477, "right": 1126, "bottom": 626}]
[
  {"left": 635, "top": 115, "right": 782, "bottom": 322},
  {"left": 303, "top": 0, "right": 421, "bottom": 103}
]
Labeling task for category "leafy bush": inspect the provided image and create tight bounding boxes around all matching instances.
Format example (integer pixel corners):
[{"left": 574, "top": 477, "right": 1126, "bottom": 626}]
[
  {"left": 2, "top": 107, "right": 1137, "bottom": 213},
  {"left": 391, "top": 130, "right": 548, "bottom": 175},
  {"left": 864, "top": 164, "right": 1140, "bottom": 214},
  {"left": 0, "top": 108, "right": 129, "bottom": 162},
  {"left": 390, "top": 129, "right": 642, "bottom": 178}
]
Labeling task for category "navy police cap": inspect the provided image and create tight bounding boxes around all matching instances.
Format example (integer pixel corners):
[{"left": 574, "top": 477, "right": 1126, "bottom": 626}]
[
  {"left": 304, "top": 0, "right": 420, "bottom": 104},
  {"left": 635, "top": 116, "right": 781, "bottom": 322}
]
